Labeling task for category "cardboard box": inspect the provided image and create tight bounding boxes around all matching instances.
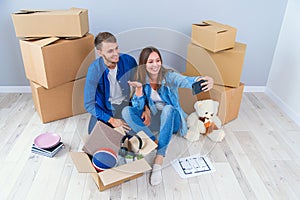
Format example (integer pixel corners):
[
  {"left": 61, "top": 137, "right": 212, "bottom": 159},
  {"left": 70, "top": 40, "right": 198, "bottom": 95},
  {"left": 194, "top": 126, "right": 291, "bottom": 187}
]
[
  {"left": 185, "top": 42, "right": 246, "bottom": 88},
  {"left": 191, "top": 20, "right": 237, "bottom": 52},
  {"left": 30, "top": 77, "right": 86, "bottom": 123},
  {"left": 11, "top": 8, "right": 89, "bottom": 38},
  {"left": 20, "top": 34, "right": 95, "bottom": 89},
  {"left": 179, "top": 83, "right": 244, "bottom": 124},
  {"left": 70, "top": 121, "right": 157, "bottom": 191}
]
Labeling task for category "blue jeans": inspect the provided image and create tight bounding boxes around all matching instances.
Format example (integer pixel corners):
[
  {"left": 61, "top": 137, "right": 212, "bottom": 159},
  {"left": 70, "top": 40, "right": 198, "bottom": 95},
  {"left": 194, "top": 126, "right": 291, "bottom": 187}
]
[{"left": 122, "top": 105, "right": 180, "bottom": 156}]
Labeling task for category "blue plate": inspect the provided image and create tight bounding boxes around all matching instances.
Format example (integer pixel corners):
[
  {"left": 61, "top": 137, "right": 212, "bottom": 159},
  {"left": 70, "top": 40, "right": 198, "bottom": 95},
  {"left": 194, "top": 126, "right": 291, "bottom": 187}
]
[{"left": 92, "top": 148, "right": 117, "bottom": 172}]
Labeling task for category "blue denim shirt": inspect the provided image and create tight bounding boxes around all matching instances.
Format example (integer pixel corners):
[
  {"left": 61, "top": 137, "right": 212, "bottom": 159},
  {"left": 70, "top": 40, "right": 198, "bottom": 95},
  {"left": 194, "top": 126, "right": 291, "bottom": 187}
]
[
  {"left": 84, "top": 53, "right": 137, "bottom": 123},
  {"left": 131, "top": 71, "right": 199, "bottom": 136}
]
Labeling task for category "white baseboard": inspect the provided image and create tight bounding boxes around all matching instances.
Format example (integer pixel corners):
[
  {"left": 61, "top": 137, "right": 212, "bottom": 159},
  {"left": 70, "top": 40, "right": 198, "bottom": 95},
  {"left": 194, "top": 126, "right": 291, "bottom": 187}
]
[
  {"left": 265, "top": 88, "right": 300, "bottom": 127},
  {"left": 243, "top": 86, "right": 266, "bottom": 92},
  {"left": 0, "top": 86, "right": 31, "bottom": 93}
]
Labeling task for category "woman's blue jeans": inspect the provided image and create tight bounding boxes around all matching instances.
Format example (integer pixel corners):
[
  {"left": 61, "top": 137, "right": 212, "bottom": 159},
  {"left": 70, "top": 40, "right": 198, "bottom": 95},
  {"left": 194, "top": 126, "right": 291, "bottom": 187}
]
[{"left": 122, "top": 105, "right": 180, "bottom": 156}]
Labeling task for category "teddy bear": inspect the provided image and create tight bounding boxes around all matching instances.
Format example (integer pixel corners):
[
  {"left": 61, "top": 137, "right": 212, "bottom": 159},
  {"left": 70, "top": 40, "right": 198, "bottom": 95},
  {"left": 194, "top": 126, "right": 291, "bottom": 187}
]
[{"left": 184, "top": 99, "right": 225, "bottom": 142}]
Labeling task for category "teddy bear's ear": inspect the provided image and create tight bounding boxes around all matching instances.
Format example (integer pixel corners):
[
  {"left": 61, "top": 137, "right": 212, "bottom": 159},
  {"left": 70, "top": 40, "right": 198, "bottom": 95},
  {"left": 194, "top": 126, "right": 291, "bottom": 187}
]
[
  {"left": 194, "top": 100, "right": 202, "bottom": 110},
  {"left": 194, "top": 100, "right": 203, "bottom": 114}
]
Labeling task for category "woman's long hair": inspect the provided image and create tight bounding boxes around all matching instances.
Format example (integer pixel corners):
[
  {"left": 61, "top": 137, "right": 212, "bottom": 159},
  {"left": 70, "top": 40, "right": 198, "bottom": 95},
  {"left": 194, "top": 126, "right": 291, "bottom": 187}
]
[{"left": 135, "top": 47, "right": 169, "bottom": 90}]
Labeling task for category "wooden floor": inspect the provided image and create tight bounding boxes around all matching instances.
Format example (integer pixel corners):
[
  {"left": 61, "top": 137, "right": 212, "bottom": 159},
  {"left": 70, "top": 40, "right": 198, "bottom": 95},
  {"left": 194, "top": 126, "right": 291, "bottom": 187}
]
[{"left": 0, "top": 92, "right": 300, "bottom": 200}]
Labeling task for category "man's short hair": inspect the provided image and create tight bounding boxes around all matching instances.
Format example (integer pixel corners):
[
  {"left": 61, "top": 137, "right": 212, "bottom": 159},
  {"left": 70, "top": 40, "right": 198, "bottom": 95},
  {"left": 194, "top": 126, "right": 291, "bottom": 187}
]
[{"left": 94, "top": 32, "right": 117, "bottom": 50}]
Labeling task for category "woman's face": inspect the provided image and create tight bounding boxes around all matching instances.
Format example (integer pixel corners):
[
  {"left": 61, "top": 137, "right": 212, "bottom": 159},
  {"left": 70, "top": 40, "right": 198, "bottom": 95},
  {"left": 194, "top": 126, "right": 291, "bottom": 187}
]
[{"left": 146, "top": 52, "right": 161, "bottom": 76}]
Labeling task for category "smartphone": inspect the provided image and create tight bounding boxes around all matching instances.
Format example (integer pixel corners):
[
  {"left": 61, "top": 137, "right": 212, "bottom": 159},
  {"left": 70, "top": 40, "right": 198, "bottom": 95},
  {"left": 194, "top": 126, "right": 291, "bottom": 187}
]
[{"left": 192, "top": 79, "right": 206, "bottom": 95}]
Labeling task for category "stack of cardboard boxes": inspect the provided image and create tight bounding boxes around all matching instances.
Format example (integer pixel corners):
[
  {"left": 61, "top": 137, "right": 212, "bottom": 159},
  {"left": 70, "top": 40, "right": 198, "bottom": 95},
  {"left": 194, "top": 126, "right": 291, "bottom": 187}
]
[
  {"left": 11, "top": 8, "right": 96, "bottom": 123},
  {"left": 181, "top": 20, "right": 246, "bottom": 124}
]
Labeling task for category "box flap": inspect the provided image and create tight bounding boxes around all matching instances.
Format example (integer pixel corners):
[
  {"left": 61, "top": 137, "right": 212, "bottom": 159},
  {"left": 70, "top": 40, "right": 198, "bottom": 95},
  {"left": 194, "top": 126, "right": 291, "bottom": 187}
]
[
  {"left": 193, "top": 21, "right": 211, "bottom": 27},
  {"left": 82, "top": 121, "right": 124, "bottom": 156},
  {"left": 112, "top": 127, "right": 157, "bottom": 156},
  {"left": 13, "top": 10, "right": 49, "bottom": 14},
  {"left": 70, "top": 7, "right": 87, "bottom": 14},
  {"left": 13, "top": 8, "right": 84, "bottom": 15},
  {"left": 129, "top": 131, "right": 157, "bottom": 156},
  {"left": 99, "top": 158, "right": 151, "bottom": 186},
  {"left": 69, "top": 152, "right": 97, "bottom": 173},
  {"left": 203, "top": 20, "right": 229, "bottom": 33},
  {"left": 33, "top": 37, "right": 60, "bottom": 47},
  {"left": 30, "top": 81, "right": 40, "bottom": 89},
  {"left": 193, "top": 21, "right": 230, "bottom": 33}
]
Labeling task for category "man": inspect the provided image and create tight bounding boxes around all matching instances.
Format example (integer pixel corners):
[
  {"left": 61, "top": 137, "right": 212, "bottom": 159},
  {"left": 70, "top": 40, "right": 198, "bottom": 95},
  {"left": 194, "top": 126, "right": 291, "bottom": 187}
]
[{"left": 84, "top": 32, "right": 150, "bottom": 133}]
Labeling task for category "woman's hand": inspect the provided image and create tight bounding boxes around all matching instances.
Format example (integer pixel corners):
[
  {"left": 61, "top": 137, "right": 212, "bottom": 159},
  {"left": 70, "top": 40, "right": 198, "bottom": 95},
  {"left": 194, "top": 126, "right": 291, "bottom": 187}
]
[
  {"left": 128, "top": 80, "right": 142, "bottom": 88},
  {"left": 142, "top": 106, "right": 151, "bottom": 126},
  {"left": 197, "top": 76, "right": 214, "bottom": 92},
  {"left": 128, "top": 81, "right": 143, "bottom": 96}
]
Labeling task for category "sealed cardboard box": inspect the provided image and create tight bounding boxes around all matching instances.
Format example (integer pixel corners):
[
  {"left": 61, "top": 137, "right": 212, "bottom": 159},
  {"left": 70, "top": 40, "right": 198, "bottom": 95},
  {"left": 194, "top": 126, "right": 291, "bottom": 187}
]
[
  {"left": 20, "top": 34, "right": 95, "bottom": 89},
  {"left": 11, "top": 7, "right": 89, "bottom": 38},
  {"left": 179, "top": 83, "right": 244, "bottom": 124},
  {"left": 185, "top": 42, "right": 246, "bottom": 88},
  {"left": 70, "top": 121, "right": 157, "bottom": 191},
  {"left": 191, "top": 20, "right": 237, "bottom": 52},
  {"left": 30, "top": 77, "right": 86, "bottom": 123}
]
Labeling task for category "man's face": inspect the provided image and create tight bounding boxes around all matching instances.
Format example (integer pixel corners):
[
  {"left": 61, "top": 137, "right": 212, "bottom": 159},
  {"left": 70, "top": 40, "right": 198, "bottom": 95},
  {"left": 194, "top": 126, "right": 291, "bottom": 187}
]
[{"left": 98, "top": 42, "right": 119, "bottom": 67}]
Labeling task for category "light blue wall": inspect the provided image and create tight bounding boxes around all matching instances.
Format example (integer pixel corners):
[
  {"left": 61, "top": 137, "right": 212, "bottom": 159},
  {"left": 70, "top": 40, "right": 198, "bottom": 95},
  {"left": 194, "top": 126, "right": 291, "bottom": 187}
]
[
  {"left": 0, "top": 0, "right": 287, "bottom": 86},
  {"left": 267, "top": 0, "right": 300, "bottom": 126}
]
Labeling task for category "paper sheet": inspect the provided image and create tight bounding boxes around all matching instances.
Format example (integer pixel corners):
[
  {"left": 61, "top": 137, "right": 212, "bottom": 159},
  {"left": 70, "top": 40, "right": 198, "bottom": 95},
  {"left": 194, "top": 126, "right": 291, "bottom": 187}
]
[{"left": 172, "top": 154, "right": 215, "bottom": 178}]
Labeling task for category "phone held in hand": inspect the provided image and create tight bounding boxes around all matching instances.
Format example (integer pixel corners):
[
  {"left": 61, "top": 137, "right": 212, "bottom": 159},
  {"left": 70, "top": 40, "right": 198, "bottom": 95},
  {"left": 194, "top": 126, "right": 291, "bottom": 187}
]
[{"left": 192, "top": 79, "right": 206, "bottom": 95}]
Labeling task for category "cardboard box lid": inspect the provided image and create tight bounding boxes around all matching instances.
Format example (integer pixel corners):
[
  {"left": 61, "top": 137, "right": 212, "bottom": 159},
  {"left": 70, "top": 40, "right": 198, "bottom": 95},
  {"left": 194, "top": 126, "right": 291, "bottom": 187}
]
[
  {"left": 14, "top": 10, "right": 50, "bottom": 14},
  {"left": 99, "top": 158, "right": 151, "bottom": 186},
  {"left": 193, "top": 20, "right": 236, "bottom": 33},
  {"left": 193, "top": 21, "right": 229, "bottom": 33},
  {"left": 13, "top": 7, "right": 86, "bottom": 15},
  {"left": 22, "top": 37, "right": 60, "bottom": 47}
]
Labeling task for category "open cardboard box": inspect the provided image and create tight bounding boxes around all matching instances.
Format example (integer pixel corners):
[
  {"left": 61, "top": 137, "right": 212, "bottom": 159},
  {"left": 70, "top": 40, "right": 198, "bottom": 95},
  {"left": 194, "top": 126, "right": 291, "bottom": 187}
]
[
  {"left": 70, "top": 121, "right": 157, "bottom": 191},
  {"left": 179, "top": 83, "right": 244, "bottom": 125},
  {"left": 191, "top": 20, "right": 237, "bottom": 52},
  {"left": 19, "top": 34, "right": 95, "bottom": 89},
  {"left": 11, "top": 7, "right": 89, "bottom": 38}
]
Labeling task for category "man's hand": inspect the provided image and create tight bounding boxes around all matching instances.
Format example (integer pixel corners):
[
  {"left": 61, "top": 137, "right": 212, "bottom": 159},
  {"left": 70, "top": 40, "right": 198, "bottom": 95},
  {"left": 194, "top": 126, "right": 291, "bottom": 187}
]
[
  {"left": 108, "top": 117, "right": 131, "bottom": 132},
  {"left": 197, "top": 76, "right": 214, "bottom": 92}
]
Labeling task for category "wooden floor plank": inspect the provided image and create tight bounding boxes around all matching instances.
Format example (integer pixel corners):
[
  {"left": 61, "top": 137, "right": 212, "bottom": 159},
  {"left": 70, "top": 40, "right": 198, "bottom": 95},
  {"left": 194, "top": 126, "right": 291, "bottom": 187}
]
[
  {"left": 223, "top": 129, "right": 273, "bottom": 200},
  {"left": 211, "top": 163, "right": 247, "bottom": 200}
]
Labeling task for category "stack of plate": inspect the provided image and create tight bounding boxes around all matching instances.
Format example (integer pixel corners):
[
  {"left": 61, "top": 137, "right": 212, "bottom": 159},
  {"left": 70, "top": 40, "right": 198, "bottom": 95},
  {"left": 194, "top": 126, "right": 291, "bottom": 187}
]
[{"left": 32, "top": 132, "right": 64, "bottom": 157}]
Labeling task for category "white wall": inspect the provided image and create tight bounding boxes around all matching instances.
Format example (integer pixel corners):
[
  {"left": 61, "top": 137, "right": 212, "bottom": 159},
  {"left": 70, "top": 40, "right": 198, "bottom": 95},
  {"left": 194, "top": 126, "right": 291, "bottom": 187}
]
[
  {"left": 266, "top": 0, "right": 300, "bottom": 126},
  {"left": 0, "top": 0, "right": 287, "bottom": 87}
]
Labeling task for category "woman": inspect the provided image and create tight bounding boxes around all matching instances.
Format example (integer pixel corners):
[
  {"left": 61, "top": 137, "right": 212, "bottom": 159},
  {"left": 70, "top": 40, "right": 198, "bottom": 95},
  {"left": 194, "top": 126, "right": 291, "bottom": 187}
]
[{"left": 122, "top": 47, "right": 213, "bottom": 185}]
